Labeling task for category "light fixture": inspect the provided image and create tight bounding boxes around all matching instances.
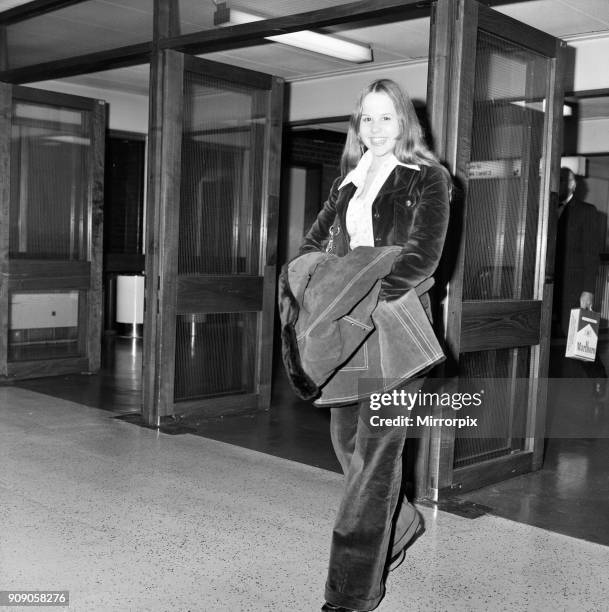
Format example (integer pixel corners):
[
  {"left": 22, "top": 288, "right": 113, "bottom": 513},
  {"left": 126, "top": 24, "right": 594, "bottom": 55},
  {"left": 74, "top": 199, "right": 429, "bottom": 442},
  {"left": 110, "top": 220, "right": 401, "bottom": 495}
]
[{"left": 213, "top": 4, "right": 373, "bottom": 64}]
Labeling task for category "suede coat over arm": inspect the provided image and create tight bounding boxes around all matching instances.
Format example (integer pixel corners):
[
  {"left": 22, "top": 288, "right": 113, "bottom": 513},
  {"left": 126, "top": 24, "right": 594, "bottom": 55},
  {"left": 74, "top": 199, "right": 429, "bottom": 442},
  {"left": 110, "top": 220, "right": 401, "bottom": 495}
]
[{"left": 278, "top": 247, "right": 445, "bottom": 405}]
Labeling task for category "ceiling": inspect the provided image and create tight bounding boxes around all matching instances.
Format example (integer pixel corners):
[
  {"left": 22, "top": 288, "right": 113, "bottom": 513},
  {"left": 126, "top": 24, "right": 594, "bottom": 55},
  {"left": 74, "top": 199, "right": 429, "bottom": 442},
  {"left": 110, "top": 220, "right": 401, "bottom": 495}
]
[{"left": 1, "top": 0, "right": 608, "bottom": 120}]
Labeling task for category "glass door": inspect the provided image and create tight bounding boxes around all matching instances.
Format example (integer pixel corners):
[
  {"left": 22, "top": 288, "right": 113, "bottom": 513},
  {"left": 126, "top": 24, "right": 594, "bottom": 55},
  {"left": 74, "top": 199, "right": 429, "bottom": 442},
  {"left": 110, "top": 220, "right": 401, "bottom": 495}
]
[
  {"left": 142, "top": 52, "right": 283, "bottom": 424},
  {"left": 425, "top": 0, "right": 567, "bottom": 497},
  {"left": 0, "top": 84, "right": 105, "bottom": 380}
]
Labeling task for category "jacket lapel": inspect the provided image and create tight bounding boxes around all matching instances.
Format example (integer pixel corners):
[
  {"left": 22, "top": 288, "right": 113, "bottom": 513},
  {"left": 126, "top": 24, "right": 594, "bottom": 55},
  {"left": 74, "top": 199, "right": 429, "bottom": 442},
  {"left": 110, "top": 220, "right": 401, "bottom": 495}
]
[
  {"left": 380, "top": 165, "right": 419, "bottom": 196},
  {"left": 372, "top": 166, "right": 419, "bottom": 215}
]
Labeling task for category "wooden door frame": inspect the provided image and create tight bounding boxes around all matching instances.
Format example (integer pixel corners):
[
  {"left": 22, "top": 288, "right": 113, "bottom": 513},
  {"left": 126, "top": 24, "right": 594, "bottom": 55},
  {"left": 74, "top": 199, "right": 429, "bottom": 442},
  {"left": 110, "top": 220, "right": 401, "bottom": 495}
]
[
  {"left": 142, "top": 49, "right": 283, "bottom": 426},
  {"left": 0, "top": 83, "right": 105, "bottom": 380},
  {"left": 0, "top": 82, "right": 11, "bottom": 378},
  {"left": 142, "top": 48, "right": 183, "bottom": 425},
  {"left": 423, "top": 0, "right": 568, "bottom": 500}
]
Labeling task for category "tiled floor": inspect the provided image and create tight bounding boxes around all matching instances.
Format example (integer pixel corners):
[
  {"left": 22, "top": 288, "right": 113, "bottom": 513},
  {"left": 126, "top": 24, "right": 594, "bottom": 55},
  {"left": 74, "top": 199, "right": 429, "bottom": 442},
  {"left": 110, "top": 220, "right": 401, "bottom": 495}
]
[
  {"left": 20, "top": 336, "right": 609, "bottom": 545},
  {"left": 17, "top": 335, "right": 609, "bottom": 546},
  {"left": 18, "top": 336, "right": 341, "bottom": 472},
  {"left": 2, "top": 386, "right": 609, "bottom": 612}
]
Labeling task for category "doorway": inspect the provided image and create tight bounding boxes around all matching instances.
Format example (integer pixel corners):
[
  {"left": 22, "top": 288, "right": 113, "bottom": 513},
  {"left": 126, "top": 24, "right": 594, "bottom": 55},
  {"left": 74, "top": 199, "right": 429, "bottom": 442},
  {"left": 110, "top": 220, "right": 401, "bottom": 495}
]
[{"left": 141, "top": 52, "right": 284, "bottom": 423}]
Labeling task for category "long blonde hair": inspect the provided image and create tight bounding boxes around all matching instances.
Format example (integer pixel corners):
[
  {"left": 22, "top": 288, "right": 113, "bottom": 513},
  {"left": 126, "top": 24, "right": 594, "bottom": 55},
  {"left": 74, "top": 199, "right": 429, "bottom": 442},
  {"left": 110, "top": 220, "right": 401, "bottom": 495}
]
[{"left": 340, "top": 79, "right": 440, "bottom": 176}]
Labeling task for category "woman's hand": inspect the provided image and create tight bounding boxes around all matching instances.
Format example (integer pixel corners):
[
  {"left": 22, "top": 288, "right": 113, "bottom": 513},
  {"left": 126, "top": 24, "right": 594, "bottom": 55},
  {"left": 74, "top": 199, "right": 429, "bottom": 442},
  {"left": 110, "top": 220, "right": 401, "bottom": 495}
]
[{"left": 580, "top": 291, "right": 594, "bottom": 310}]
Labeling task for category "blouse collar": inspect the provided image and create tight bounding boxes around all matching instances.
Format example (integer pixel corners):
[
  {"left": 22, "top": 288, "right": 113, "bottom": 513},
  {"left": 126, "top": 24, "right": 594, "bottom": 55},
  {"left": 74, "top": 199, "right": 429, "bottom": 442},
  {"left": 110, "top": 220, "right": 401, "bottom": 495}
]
[{"left": 338, "top": 150, "right": 420, "bottom": 189}]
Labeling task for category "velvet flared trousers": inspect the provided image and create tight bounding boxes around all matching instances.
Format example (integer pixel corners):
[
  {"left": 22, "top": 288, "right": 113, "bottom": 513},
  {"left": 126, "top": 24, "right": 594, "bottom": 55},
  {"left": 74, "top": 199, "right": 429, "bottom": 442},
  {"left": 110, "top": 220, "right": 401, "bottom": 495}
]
[{"left": 324, "top": 392, "right": 420, "bottom": 611}]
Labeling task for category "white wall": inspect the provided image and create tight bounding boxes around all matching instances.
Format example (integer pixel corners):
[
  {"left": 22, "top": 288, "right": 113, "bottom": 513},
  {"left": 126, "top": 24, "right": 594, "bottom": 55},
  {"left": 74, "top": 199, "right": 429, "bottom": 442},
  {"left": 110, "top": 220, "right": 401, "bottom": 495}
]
[
  {"left": 577, "top": 118, "right": 609, "bottom": 155},
  {"left": 567, "top": 34, "right": 609, "bottom": 93},
  {"left": 568, "top": 35, "right": 609, "bottom": 155},
  {"left": 288, "top": 61, "right": 428, "bottom": 122}
]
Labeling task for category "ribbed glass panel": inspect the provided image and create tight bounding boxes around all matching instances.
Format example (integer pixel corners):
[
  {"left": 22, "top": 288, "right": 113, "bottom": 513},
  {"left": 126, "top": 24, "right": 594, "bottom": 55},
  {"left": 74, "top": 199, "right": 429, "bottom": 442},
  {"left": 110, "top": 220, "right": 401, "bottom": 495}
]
[
  {"left": 175, "top": 69, "right": 269, "bottom": 402},
  {"left": 8, "top": 290, "right": 82, "bottom": 362},
  {"left": 9, "top": 101, "right": 89, "bottom": 260},
  {"left": 454, "top": 349, "right": 530, "bottom": 468},
  {"left": 462, "top": 31, "right": 548, "bottom": 301},
  {"left": 174, "top": 313, "right": 256, "bottom": 401},
  {"left": 454, "top": 31, "right": 550, "bottom": 469},
  {"left": 178, "top": 70, "right": 264, "bottom": 275}
]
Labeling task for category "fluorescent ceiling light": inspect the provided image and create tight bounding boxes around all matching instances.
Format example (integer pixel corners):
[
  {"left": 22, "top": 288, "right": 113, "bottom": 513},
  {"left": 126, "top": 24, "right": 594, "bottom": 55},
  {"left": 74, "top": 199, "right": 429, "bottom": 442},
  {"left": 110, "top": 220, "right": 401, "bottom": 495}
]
[{"left": 225, "top": 9, "right": 373, "bottom": 63}]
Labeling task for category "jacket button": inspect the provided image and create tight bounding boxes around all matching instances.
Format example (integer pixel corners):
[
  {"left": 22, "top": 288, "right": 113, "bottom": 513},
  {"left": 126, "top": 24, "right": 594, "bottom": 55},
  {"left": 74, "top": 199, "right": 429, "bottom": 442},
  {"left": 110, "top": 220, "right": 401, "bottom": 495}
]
[
  {"left": 373, "top": 212, "right": 380, "bottom": 219},
  {"left": 375, "top": 237, "right": 381, "bottom": 244},
  {"left": 406, "top": 199, "right": 413, "bottom": 207}
]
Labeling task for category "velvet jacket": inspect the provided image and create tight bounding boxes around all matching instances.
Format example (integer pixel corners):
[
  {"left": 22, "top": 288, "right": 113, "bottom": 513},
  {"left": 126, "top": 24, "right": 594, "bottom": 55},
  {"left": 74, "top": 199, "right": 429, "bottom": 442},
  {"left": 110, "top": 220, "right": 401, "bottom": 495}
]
[{"left": 299, "top": 163, "right": 452, "bottom": 303}]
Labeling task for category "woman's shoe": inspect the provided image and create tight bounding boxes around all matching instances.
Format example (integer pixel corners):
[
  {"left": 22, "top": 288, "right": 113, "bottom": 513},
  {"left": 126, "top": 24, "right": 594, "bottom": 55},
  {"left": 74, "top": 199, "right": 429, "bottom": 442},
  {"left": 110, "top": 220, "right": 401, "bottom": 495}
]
[
  {"left": 321, "top": 603, "right": 360, "bottom": 612},
  {"left": 388, "top": 548, "right": 406, "bottom": 571},
  {"left": 388, "top": 519, "right": 425, "bottom": 572}
]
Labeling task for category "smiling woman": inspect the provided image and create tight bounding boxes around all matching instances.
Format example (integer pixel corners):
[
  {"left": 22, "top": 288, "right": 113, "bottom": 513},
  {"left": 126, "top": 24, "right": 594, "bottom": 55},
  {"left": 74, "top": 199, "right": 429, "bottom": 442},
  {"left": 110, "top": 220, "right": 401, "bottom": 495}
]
[
  {"left": 358, "top": 91, "right": 400, "bottom": 163},
  {"left": 291, "top": 78, "right": 452, "bottom": 612}
]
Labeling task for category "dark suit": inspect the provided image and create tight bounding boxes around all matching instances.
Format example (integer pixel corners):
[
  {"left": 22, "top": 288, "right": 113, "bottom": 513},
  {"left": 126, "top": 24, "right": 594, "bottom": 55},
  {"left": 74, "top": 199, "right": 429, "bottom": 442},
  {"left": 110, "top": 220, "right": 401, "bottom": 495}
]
[
  {"left": 553, "top": 195, "right": 601, "bottom": 335},
  {"left": 553, "top": 195, "right": 606, "bottom": 384}
]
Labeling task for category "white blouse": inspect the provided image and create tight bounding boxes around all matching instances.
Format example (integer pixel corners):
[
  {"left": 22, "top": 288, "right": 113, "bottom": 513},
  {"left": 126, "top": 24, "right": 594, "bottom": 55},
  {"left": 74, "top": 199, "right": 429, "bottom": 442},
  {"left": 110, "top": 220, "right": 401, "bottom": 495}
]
[{"left": 340, "top": 151, "right": 420, "bottom": 249}]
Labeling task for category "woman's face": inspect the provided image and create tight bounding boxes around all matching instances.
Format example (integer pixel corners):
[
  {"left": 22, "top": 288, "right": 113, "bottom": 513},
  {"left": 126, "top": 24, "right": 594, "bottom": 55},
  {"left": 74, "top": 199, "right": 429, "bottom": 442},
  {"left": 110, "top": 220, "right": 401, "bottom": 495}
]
[{"left": 359, "top": 91, "right": 401, "bottom": 161}]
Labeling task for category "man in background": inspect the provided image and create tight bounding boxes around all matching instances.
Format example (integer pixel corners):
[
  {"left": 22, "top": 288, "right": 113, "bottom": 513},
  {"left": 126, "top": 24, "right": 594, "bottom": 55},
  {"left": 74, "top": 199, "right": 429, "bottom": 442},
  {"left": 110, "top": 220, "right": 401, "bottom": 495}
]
[{"left": 553, "top": 167, "right": 607, "bottom": 399}]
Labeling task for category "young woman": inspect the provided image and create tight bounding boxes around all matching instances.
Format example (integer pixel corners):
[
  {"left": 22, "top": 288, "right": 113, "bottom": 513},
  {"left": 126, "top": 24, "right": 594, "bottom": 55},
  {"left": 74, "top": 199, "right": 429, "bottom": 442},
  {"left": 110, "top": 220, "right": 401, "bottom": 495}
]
[{"left": 299, "top": 79, "right": 451, "bottom": 612}]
